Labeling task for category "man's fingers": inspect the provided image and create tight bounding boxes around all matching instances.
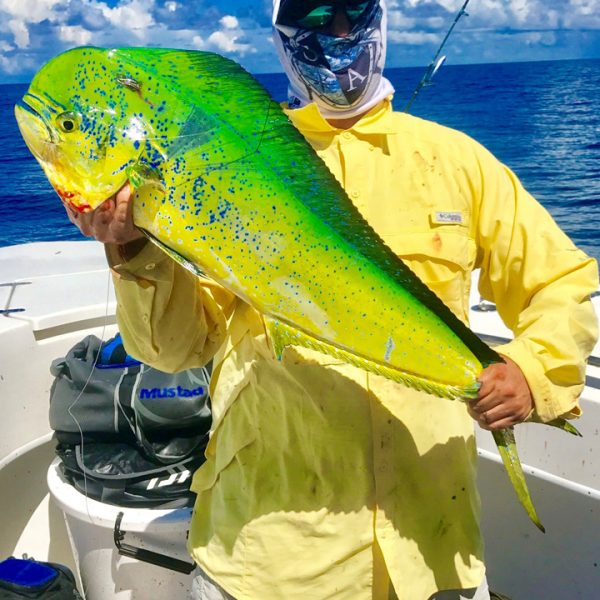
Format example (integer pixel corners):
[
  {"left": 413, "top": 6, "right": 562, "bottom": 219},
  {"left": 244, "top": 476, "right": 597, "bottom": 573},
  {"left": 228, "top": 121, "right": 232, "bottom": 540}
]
[
  {"left": 61, "top": 183, "right": 143, "bottom": 245},
  {"left": 61, "top": 199, "right": 79, "bottom": 224},
  {"left": 114, "top": 184, "right": 132, "bottom": 222},
  {"left": 476, "top": 415, "right": 516, "bottom": 431},
  {"left": 477, "top": 362, "right": 506, "bottom": 399},
  {"left": 468, "top": 391, "right": 500, "bottom": 416},
  {"left": 99, "top": 197, "right": 114, "bottom": 212},
  {"left": 469, "top": 398, "right": 532, "bottom": 430},
  {"left": 115, "top": 183, "right": 132, "bottom": 204},
  {"left": 469, "top": 358, "right": 533, "bottom": 430},
  {"left": 114, "top": 184, "right": 144, "bottom": 243},
  {"left": 475, "top": 377, "right": 494, "bottom": 400},
  {"left": 480, "top": 412, "right": 523, "bottom": 431}
]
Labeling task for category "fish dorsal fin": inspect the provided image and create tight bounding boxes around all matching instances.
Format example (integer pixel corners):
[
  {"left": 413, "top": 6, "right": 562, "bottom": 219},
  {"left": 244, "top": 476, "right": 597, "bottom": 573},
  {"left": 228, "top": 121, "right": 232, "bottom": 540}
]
[{"left": 264, "top": 317, "right": 480, "bottom": 401}]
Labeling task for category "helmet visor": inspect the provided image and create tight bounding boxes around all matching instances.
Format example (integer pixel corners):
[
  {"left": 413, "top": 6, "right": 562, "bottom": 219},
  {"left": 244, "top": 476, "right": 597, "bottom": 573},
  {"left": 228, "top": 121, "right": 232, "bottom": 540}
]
[{"left": 277, "top": 0, "right": 377, "bottom": 31}]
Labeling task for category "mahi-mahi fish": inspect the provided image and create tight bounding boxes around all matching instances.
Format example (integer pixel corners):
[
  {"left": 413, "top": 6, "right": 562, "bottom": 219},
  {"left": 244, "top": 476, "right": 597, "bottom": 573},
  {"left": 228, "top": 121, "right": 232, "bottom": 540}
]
[{"left": 15, "top": 46, "right": 580, "bottom": 531}]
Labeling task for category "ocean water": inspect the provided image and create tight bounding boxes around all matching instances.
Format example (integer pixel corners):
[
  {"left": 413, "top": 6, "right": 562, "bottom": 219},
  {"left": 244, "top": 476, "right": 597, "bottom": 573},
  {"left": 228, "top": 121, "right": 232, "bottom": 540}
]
[{"left": 1, "top": 58, "right": 599, "bottom": 264}]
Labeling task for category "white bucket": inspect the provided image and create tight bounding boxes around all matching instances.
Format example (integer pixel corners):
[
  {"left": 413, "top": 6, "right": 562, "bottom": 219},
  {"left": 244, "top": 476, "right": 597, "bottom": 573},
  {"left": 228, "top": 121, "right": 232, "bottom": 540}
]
[{"left": 47, "top": 459, "right": 197, "bottom": 600}]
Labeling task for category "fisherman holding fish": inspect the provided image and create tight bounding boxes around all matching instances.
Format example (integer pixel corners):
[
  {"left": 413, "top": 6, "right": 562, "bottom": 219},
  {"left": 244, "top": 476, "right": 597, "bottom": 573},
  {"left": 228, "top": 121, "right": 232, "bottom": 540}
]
[{"left": 18, "top": 0, "right": 598, "bottom": 599}]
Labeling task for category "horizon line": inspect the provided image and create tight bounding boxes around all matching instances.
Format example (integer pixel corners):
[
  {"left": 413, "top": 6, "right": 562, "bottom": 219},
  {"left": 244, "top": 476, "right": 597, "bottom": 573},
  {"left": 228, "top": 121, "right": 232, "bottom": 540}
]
[{"left": 2, "top": 55, "right": 599, "bottom": 86}]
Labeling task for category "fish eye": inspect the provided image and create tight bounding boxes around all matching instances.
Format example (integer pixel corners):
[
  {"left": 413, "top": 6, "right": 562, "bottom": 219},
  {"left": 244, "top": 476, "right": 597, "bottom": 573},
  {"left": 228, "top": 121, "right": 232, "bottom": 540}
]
[{"left": 56, "top": 112, "right": 81, "bottom": 134}]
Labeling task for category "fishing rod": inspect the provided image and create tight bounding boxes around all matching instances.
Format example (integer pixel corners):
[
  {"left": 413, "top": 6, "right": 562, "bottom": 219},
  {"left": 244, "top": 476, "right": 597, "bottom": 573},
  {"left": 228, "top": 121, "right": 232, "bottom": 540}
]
[{"left": 403, "top": 0, "right": 471, "bottom": 113}]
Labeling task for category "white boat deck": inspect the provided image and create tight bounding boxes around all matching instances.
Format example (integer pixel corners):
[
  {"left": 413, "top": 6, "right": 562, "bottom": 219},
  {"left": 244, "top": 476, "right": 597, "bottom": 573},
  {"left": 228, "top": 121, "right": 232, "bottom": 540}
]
[{"left": 0, "top": 242, "right": 118, "bottom": 576}]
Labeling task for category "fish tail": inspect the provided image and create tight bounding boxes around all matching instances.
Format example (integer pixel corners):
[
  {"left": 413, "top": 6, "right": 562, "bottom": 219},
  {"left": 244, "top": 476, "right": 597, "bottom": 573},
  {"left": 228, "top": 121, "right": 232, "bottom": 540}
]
[{"left": 491, "top": 427, "right": 545, "bottom": 532}]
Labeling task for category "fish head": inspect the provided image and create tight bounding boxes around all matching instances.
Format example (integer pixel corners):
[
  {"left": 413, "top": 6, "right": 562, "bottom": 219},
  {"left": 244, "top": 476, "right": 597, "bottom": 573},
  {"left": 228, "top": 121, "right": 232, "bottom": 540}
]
[{"left": 15, "top": 47, "right": 154, "bottom": 213}]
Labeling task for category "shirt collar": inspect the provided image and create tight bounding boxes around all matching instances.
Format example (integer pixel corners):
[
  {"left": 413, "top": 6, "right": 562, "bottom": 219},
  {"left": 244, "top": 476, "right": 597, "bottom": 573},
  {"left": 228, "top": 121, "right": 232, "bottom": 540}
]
[{"left": 283, "top": 95, "right": 396, "bottom": 135}]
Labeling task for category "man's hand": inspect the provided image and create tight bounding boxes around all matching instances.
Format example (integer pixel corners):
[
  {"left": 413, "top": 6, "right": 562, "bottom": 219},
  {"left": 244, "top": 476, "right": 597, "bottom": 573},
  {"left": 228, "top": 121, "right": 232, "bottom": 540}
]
[
  {"left": 468, "top": 356, "right": 534, "bottom": 430},
  {"left": 62, "top": 184, "right": 144, "bottom": 245}
]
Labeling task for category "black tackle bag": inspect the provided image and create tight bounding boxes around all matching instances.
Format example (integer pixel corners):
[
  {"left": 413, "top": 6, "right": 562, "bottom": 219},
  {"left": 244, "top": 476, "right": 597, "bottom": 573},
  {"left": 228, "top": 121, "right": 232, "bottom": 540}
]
[
  {"left": 0, "top": 557, "right": 82, "bottom": 599},
  {"left": 49, "top": 334, "right": 212, "bottom": 508}
]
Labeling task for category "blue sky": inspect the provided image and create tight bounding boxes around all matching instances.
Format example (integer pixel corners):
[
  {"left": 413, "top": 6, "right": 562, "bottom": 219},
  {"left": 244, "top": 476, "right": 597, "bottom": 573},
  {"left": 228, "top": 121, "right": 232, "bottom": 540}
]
[{"left": 1, "top": 0, "right": 599, "bottom": 83}]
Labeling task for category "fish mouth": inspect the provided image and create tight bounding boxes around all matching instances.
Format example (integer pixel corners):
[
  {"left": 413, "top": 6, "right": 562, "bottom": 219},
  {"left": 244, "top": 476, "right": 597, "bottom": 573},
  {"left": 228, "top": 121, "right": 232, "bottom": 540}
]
[
  {"left": 15, "top": 94, "right": 58, "bottom": 145},
  {"left": 54, "top": 186, "right": 93, "bottom": 213}
]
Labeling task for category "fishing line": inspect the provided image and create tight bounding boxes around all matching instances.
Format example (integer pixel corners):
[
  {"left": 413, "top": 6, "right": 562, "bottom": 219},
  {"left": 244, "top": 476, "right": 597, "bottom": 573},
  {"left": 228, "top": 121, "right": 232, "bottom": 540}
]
[{"left": 66, "top": 266, "right": 114, "bottom": 522}]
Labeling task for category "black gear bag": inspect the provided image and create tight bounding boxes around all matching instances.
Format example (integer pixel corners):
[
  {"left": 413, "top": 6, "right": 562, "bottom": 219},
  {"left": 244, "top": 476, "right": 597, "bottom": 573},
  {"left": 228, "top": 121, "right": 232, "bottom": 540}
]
[{"left": 49, "top": 334, "right": 212, "bottom": 508}]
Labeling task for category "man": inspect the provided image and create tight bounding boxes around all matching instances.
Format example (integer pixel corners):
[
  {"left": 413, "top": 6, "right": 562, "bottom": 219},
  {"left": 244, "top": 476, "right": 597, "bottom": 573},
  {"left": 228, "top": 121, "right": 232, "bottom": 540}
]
[{"left": 64, "top": 1, "right": 598, "bottom": 598}]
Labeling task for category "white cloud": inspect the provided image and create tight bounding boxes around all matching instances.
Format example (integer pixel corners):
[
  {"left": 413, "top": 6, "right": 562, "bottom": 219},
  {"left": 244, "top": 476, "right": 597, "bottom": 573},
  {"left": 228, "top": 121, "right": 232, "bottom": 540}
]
[
  {"left": 403, "top": 0, "right": 464, "bottom": 11},
  {"left": 388, "top": 30, "right": 440, "bottom": 45},
  {"left": 565, "top": 0, "right": 600, "bottom": 27},
  {"left": 434, "top": 0, "right": 467, "bottom": 11},
  {"left": 0, "top": 0, "right": 62, "bottom": 23},
  {"left": 0, "top": 54, "right": 18, "bottom": 74},
  {"left": 58, "top": 25, "right": 94, "bottom": 46},
  {"left": 220, "top": 15, "right": 239, "bottom": 30},
  {"left": 387, "top": 11, "right": 416, "bottom": 29},
  {"left": 508, "top": 0, "right": 534, "bottom": 24},
  {"left": 388, "top": 0, "right": 586, "bottom": 49},
  {"left": 545, "top": 10, "right": 560, "bottom": 29},
  {"left": 191, "top": 34, "right": 205, "bottom": 49},
  {"left": 0, "top": 0, "right": 64, "bottom": 49},
  {"left": 192, "top": 14, "right": 257, "bottom": 57},
  {"left": 206, "top": 30, "right": 255, "bottom": 55},
  {"left": 522, "top": 30, "right": 557, "bottom": 47},
  {"left": 424, "top": 16, "right": 446, "bottom": 28},
  {"left": 470, "top": 0, "right": 511, "bottom": 27},
  {"left": 8, "top": 19, "right": 29, "bottom": 49},
  {"left": 99, "top": 0, "right": 155, "bottom": 38},
  {"left": 569, "top": 0, "right": 599, "bottom": 15},
  {"left": 0, "top": 50, "right": 36, "bottom": 74}
]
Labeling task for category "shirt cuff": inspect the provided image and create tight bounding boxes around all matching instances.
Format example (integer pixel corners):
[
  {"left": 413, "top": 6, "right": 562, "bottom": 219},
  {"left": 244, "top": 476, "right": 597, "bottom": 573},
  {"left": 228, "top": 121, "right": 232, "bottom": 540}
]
[
  {"left": 105, "top": 239, "right": 170, "bottom": 281},
  {"left": 494, "top": 338, "right": 582, "bottom": 422}
]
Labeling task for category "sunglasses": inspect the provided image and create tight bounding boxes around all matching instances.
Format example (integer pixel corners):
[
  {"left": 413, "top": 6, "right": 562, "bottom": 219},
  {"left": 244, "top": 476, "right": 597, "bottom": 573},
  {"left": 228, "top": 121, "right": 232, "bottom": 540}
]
[{"left": 277, "top": 0, "right": 374, "bottom": 30}]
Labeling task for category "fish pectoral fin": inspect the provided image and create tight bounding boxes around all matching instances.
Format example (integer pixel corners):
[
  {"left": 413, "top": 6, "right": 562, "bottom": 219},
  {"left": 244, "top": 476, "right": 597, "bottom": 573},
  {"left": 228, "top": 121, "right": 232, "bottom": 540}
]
[
  {"left": 126, "top": 163, "right": 164, "bottom": 191},
  {"left": 138, "top": 228, "right": 208, "bottom": 279},
  {"left": 491, "top": 428, "right": 545, "bottom": 532}
]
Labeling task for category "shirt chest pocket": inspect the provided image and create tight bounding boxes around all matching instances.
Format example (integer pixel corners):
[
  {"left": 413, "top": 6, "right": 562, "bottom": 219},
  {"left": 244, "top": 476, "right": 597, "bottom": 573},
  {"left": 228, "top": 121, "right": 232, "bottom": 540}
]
[{"left": 381, "top": 229, "right": 476, "bottom": 320}]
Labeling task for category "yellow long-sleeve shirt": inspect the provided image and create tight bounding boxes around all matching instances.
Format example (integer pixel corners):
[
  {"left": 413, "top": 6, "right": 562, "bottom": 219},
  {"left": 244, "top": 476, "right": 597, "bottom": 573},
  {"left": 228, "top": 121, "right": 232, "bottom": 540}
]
[{"left": 107, "top": 99, "right": 598, "bottom": 600}]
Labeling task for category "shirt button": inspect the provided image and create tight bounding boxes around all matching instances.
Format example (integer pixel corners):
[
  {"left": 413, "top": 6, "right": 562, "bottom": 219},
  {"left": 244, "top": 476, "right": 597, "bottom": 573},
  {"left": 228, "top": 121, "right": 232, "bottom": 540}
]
[
  {"left": 144, "top": 263, "right": 156, "bottom": 271},
  {"left": 350, "top": 190, "right": 360, "bottom": 199},
  {"left": 141, "top": 314, "right": 149, "bottom": 323},
  {"left": 369, "top": 145, "right": 375, "bottom": 151},
  {"left": 342, "top": 131, "right": 352, "bottom": 140}
]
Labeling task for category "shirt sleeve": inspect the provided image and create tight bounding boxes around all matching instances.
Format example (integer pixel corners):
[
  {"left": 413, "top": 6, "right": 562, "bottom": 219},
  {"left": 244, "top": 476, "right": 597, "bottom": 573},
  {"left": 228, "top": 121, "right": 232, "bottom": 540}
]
[
  {"left": 472, "top": 145, "right": 599, "bottom": 422},
  {"left": 105, "top": 241, "right": 236, "bottom": 373}
]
